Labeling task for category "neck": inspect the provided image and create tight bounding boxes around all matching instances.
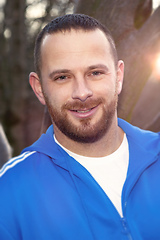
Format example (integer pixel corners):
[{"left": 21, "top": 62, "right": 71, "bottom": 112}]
[{"left": 54, "top": 118, "right": 124, "bottom": 158}]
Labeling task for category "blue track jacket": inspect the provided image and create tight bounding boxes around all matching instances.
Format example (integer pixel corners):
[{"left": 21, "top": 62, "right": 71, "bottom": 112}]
[{"left": 0, "top": 119, "right": 160, "bottom": 240}]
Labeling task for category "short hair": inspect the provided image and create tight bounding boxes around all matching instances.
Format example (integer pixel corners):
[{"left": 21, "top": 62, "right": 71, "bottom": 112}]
[{"left": 34, "top": 14, "right": 118, "bottom": 78}]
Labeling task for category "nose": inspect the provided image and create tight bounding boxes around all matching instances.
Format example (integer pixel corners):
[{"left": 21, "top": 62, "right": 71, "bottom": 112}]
[{"left": 72, "top": 78, "right": 93, "bottom": 102}]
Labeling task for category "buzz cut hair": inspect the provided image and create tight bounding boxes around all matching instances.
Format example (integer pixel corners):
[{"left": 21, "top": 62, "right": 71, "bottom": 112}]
[{"left": 34, "top": 14, "right": 118, "bottom": 78}]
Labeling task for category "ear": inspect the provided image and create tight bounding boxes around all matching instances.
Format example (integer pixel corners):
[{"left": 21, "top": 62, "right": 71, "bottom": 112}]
[
  {"left": 29, "top": 72, "right": 46, "bottom": 105},
  {"left": 116, "top": 60, "right": 124, "bottom": 95}
]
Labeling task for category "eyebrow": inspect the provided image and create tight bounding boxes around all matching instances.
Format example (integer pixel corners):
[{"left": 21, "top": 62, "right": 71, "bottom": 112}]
[
  {"left": 49, "top": 64, "right": 109, "bottom": 79},
  {"left": 87, "top": 64, "right": 109, "bottom": 72}
]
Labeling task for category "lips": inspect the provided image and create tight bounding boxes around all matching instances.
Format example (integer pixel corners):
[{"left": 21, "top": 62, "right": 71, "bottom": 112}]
[
  {"left": 64, "top": 98, "right": 103, "bottom": 119},
  {"left": 69, "top": 105, "right": 99, "bottom": 119}
]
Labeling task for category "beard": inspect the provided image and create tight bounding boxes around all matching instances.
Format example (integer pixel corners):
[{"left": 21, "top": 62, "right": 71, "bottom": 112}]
[{"left": 43, "top": 91, "right": 118, "bottom": 144}]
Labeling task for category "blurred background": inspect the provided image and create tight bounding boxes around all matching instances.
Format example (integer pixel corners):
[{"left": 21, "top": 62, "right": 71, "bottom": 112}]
[{"left": 0, "top": 0, "right": 160, "bottom": 165}]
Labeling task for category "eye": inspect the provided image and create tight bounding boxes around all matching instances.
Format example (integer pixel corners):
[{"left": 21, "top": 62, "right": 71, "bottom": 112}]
[
  {"left": 88, "top": 70, "right": 104, "bottom": 79},
  {"left": 54, "top": 75, "right": 68, "bottom": 81},
  {"left": 92, "top": 71, "right": 102, "bottom": 76}
]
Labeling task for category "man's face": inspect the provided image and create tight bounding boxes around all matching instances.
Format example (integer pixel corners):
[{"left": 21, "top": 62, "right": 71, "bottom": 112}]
[{"left": 34, "top": 29, "right": 123, "bottom": 143}]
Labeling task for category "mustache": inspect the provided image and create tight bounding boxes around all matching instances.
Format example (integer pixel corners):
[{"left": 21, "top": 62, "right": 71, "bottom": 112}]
[{"left": 63, "top": 98, "right": 104, "bottom": 110}]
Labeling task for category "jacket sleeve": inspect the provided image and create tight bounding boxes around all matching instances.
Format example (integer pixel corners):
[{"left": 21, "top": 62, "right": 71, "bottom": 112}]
[{"left": 0, "top": 223, "right": 16, "bottom": 240}]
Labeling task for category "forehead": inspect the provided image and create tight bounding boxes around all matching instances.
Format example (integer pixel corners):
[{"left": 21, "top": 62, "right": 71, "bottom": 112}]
[
  {"left": 41, "top": 29, "right": 111, "bottom": 56},
  {"left": 40, "top": 29, "right": 115, "bottom": 74}
]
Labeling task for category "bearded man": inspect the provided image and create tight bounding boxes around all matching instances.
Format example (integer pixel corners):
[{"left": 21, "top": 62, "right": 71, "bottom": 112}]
[{"left": 0, "top": 14, "right": 160, "bottom": 240}]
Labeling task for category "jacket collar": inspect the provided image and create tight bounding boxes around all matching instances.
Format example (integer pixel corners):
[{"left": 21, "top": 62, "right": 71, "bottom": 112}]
[{"left": 23, "top": 119, "right": 159, "bottom": 179}]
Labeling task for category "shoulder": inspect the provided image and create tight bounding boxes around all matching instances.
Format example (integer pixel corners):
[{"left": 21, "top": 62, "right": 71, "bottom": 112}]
[{"left": 0, "top": 151, "right": 36, "bottom": 179}]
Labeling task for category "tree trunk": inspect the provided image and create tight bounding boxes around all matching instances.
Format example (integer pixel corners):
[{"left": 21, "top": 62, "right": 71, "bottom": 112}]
[{"left": 1, "top": 0, "right": 28, "bottom": 155}]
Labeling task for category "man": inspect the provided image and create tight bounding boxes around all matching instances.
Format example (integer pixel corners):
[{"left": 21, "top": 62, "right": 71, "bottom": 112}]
[{"left": 0, "top": 14, "right": 159, "bottom": 240}]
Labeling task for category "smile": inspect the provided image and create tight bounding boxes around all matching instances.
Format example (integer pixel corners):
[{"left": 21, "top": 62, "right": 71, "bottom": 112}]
[
  {"left": 75, "top": 109, "right": 92, "bottom": 113},
  {"left": 70, "top": 105, "right": 99, "bottom": 119}
]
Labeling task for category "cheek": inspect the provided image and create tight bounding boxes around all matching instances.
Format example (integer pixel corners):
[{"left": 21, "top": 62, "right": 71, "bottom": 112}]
[
  {"left": 94, "top": 83, "right": 116, "bottom": 98},
  {"left": 46, "top": 87, "right": 70, "bottom": 109}
]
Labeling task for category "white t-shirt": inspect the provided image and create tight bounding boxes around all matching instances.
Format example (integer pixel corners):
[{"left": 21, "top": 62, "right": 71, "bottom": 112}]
[{"left": 54, "top": 134, "right": 129, "bottom": 217}]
